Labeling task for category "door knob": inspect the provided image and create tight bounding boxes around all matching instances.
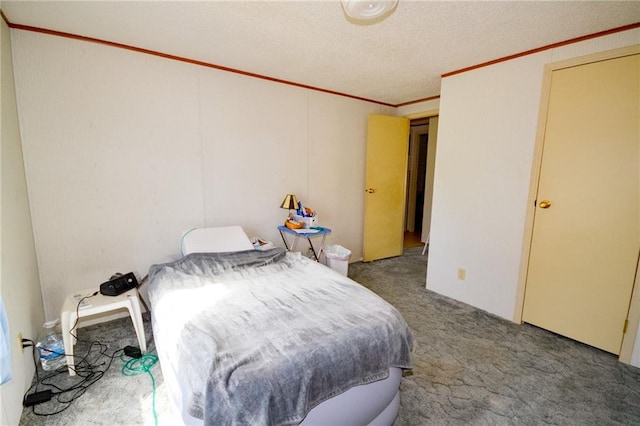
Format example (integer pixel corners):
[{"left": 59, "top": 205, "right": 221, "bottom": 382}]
[
  {"left": 538, "top": 200, "right": 551, "bottom": 209},
  {"left": 365, "top": 188, "right": 376, "bottom": 194}
]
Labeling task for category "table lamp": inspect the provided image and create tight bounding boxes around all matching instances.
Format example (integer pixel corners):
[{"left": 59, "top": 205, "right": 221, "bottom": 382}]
[{"left": 280, "top": 194, "right": 298, "bottom": 219}]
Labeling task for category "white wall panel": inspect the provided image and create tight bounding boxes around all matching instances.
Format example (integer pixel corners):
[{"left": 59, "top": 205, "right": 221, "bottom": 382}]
[
  {"left": 427, "top": 52, "right": 549, "bottom": 320},
  {"left": 550, "top": 29, "right": 640, "bottom": 63},
  {"left": 10, "top": 29, "right": 389, "bottom": 320},
  {"left": 0, "top": 20, "right": 45, "bottom": 425},
  {"left": 198, "top": 68, "right": 308, "bottom": 244},
  {"left": 428, "top": 28, "right": 639, "bottom": 337},
  {"left": 12, "top": 32, "right": 203, "bottom": 319},
  {"left": 306, "top": 92, "right": 388, "bottom": 262},
  {"left": 396, "top": 98, "right": 440, "bottom": 117}
]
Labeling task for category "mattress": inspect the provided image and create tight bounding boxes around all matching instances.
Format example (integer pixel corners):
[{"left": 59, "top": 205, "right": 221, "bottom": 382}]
[{"left": 147, "top": 248, "right": 412, "bottom": 425}]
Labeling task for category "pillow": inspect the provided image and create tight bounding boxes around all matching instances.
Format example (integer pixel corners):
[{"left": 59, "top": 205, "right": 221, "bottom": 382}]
[{"left": 181, "top": 226, "right": 254, "bottom": 255}]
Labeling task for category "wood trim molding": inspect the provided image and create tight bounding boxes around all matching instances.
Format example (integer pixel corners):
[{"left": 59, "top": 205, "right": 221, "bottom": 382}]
[
  {"left": 443, "top": 22, "right": 640, "bottom": 79},
  {"left": 542, "top": 44, "right": 640, "bottom": 72},
  {"left": 403, "top": 109, "right": 439, "bottom": 120},
  {"left": 3, "top": 17, "right": 399, "bottom": 108},
  {"left": 396, "top": 95, "right": 440, "bottom": 107},
  {"left": 4, "top": 12, "right": 635, "bottom": 108}
]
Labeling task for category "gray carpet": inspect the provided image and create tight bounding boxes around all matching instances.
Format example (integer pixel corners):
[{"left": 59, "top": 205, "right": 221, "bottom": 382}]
[
  {"left": 19, "top": 247, "right": 640, "bottom": 425},
  {"left": 350, "top": 247, "right": 640, "bottom": 425}
]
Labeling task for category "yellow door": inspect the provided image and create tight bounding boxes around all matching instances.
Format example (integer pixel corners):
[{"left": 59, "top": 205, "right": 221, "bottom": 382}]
[
  {"left": 522, "top": 54, "right": 639, "bottom": 354},
  {"left": 363, "top": 114, "right": 410, "bottom": 261}
]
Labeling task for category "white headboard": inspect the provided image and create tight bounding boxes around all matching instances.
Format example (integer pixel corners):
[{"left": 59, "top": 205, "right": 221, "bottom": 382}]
[{"left": 181, "top": 226, "right": 254, "bottom": 255}]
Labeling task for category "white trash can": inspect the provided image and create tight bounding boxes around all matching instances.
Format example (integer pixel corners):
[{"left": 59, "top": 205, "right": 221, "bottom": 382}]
[{"left": 324, "top": 245, "right": 351, "bottom": 276}]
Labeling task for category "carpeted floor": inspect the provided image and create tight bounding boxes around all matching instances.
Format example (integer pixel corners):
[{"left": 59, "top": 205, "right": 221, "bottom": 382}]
[
  {"left": 19, "top": 247, "right": 640, "bottom": 425},
  {"left": 18, "top": 314, "right": 180, "bottom": 426},
  {"left": 350, "top": 247, "right": 640, "bottom": 425}
]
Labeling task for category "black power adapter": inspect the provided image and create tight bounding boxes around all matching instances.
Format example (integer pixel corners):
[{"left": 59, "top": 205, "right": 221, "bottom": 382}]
[
  {"left": 124, "top": 345, "right": 142, "bottom": 358},
  {"left": 23, "top": 390, "right": 52, "bottom": 407}
]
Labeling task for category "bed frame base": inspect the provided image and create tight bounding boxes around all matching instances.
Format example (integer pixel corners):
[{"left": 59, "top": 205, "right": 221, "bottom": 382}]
[
  {"left": 301, "top": 367, "right": 402, "bottom": 425},
  {"left": 176, "top": 367, "right": 402, "bottom": 426}
]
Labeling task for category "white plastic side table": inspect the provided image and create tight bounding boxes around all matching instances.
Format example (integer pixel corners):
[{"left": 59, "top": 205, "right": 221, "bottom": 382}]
[{"left": 60, "top": 287, "right": 147, "bottom": 376}]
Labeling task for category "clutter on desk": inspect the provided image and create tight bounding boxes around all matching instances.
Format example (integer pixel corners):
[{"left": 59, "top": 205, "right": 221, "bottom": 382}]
[
  {"left": 280, "top": 195, "right": 319, "bottom": 229},
  {"left": 292, "top": 200, "right": 318, "bottom": 229},
  {"left": 251, "top": 237, "right": 275, "bottom": 250},
  {"left": 281, "top": 193, "right": 302, "bottom": 228},
  {"left": 285, "top": 218, "right": 304, "bottom": 229}
]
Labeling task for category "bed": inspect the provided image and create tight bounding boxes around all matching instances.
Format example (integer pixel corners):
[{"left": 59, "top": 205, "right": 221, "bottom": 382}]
[{"left": 147, "top": 226, "right": 413, "bottom": 425}]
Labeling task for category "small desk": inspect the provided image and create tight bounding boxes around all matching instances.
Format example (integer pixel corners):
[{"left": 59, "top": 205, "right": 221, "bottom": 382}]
[
  {"left": 60, "top": 288, "right": 147, "bottom": 376},
  {"left": 278, "top": 225, "right": 332, "bottom": 262}
]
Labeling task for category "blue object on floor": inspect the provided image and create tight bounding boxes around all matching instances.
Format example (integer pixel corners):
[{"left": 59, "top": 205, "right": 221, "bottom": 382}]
[{"left": 0, "top": 296, "right": 12, "bottom": 385}]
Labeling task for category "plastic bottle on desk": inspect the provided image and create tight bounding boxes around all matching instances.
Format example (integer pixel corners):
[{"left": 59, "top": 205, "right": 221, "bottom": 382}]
[{"left": 37, "top": 319, "right": 66, "bottom": 371}]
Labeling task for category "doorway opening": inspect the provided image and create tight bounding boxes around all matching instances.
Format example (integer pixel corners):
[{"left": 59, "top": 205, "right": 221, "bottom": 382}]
[
  {"left": 363, "top": 112, "right": 438, "bottom": 260},
  {"left": 404, "top": 117, "right": 430, "bottom": 249}
]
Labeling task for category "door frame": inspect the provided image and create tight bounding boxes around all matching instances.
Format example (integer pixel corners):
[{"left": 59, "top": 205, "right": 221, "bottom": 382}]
[
  {"left": 514, "top": 45, "right": 640, "bottom": 364},
  {"left": 402, "top": 109, "right": 439, "bottom": 243},
  {"left": 406, "top": 123, "right": 429, "bottom": 233}
]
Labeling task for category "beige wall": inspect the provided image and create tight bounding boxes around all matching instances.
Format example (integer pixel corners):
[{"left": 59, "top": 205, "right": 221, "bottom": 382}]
[
  {"left": 396, "top": 98, "right": 440, "bottom": 118},
  {"left": 0, "top": 19, "right": 45, "bottom": 425},
  {"left": 427, "top": 28, "right": 640, "bottom": 365},
  {"left": 10, "top": 29, "right": 394, "bottom": 321}
]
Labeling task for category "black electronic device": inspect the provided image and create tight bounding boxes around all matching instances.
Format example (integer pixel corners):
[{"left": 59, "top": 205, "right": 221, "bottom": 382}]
[
  {"left": 23, "top": 390, "right": 52, "bottom": 407},
  {"left": 99, "top": 272, "right": 138, "bottom": 296},
  {"left": 124, "top": 345, "right": 142, "bottom": 358}
]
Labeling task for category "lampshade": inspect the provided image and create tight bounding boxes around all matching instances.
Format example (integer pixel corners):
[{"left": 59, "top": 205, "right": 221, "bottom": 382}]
[
  {"left": 341, "top": 0, "right": 398, "bottom": 22},
  {"left": 280, "top": 194, "right": 299, "bottom": 210}
]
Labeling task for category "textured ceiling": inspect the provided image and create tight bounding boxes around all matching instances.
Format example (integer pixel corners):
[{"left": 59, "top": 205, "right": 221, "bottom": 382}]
[{"left": 2, "top": 1, "right": 639, "bottom": 105}]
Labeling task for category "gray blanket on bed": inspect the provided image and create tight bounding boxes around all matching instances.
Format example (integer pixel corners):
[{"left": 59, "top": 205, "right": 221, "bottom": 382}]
[{"left": 147, "top": 248, "right": 412, "bottom": 425}]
